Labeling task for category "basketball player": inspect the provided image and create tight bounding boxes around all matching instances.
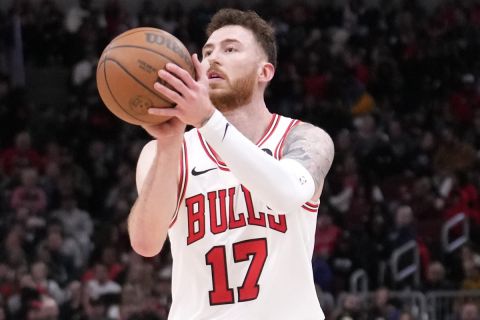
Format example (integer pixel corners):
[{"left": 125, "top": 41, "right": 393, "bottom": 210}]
[{"left": 128, "top": 8, "right": 334, "bottom": 320}]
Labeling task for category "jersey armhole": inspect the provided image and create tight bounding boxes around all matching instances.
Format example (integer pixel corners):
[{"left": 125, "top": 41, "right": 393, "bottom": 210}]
[
  {"left": 169, "top": 140, "right": 188, "bottom": 227},
  {"left": 274, "top": 119, "right": 300, "bottom": 159}
]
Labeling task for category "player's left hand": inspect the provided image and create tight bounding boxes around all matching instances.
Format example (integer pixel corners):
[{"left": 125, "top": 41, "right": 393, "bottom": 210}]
[{"left": 149, "top": 54, "right": 215, "bottom": 128}]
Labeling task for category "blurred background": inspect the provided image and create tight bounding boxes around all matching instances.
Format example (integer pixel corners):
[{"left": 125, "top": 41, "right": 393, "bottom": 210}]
[{"left": 1, "top": 0, "right": 480, "bottom": 319}]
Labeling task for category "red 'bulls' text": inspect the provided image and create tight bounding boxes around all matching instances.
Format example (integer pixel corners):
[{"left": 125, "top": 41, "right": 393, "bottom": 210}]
[{"left": 186, "top": 185, "right": 287, "bottom": 245}]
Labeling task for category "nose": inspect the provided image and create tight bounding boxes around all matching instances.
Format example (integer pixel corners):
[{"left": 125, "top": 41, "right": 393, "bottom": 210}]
[{"left": 206, "top": 49, "right": 221, "bottom": 66}]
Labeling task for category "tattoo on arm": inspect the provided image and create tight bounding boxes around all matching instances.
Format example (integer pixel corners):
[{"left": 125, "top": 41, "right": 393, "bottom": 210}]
[{"left": 282, "top": 123, "right": 335, "bottom": 194}]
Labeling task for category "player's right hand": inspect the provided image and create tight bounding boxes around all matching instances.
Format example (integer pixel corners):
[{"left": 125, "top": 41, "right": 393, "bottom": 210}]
[{"left": 142, "top": 116, "right": 186, "bottom": 146}]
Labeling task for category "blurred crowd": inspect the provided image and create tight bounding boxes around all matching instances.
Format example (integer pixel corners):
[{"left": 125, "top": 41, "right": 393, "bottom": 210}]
[{"left": 1, "top": 0, "right": 480, "bottom": 319}]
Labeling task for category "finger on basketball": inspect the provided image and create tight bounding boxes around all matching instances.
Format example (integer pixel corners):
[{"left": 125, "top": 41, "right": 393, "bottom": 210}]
[
  {"left": 154, "top": 82, "right": 183, "bottom": 104},
  {"left": 165, "top": 63, "right": 197, "bottom": 88},
  {"left": 158, "top": 69, "right": 189, "bottom": 95},
  {"left": 148, "top": 106, "right": 179, "bottom": 118}
]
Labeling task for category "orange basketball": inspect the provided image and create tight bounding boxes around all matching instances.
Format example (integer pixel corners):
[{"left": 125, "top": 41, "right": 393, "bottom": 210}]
[{"left": 96, "top": 27, "right": 195, "bottom": 125}]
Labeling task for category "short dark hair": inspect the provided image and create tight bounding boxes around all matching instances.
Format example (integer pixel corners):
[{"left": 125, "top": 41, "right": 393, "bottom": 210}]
[{"left": 206, "top": 8, "right": 277, "bottom": 67}]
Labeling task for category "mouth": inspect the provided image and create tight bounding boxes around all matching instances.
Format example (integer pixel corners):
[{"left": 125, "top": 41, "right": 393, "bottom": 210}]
[{"left": 207, "top": 70, "right": 225, "bottom": 81}]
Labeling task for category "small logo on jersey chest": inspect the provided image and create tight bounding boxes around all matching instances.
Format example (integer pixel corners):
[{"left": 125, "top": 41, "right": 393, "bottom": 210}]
[
  {"left": 191, "top": 167, "right": 217, "bottom": 176},
  {"left": 262, "top": 148, "right": 273, "bottom": 156}
]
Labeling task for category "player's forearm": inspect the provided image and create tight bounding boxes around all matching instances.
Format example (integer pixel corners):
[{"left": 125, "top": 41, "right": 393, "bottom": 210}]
[
  {"left": 128, "top": 142, "right": 181, "bottom": 257},
  {"left": 199, "top": 110, "right": 315, "bottom": 212}
]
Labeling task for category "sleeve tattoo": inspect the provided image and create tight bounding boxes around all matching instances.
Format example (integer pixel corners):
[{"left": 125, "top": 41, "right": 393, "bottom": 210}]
[{"left": 282, "top": 123, "right": 335, "bottom": 193}]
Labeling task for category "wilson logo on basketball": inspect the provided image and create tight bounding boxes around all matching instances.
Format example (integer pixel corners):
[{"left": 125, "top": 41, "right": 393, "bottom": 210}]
[{"left": 145, "top": 32, "right": 193, "bottom": 71}]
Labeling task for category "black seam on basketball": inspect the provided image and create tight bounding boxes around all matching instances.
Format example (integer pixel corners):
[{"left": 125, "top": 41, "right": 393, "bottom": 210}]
[
  {"left": 106, "top": 44, "right": 194, "bottom": 71},
  {"left": 96, "top": 59, "right": 105, "bottom": 72},
  {"left": 102, "top": 57, "right": 146, "bottom": 124},
  {"left": 105, "top": 57, "right": 172, "bottom": 103}
]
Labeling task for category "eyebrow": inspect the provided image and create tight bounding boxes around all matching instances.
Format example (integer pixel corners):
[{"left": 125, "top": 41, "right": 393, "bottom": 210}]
[{"left": 202, "top": 38, "right": 242, "bottom": 52}]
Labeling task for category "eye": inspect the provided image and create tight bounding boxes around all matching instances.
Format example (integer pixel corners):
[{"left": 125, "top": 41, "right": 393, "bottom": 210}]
[
  {"left": 225, "top": 47, "right": 236, "bottom": 53},
  {"left": 203, "top": 51, "right": 211, "bottom": 58}
]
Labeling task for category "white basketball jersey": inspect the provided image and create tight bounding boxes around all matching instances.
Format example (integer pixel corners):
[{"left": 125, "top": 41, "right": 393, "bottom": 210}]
[{"left": 167, "top": 114, "right": 325, "bottom": 320}]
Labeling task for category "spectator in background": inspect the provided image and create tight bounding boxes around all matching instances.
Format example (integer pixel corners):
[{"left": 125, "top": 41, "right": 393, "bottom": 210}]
[
  {"left": 83, "top": 263, "right": 121, "bottom": 318},
  {"left": 423, "top": 261, "right": 456, "bottom": 320},
  {"left": 51, "top": 193, "right": 93, "bottom": 269},
  {"left": 333, "top": 293, "right": 366, "bottom": 320},
  {"left": 0, "top": 262, "right": 15, "bottom": 303},
  {"left": 329, "top": 232, "right": 360, "bottom": 294},
  {"left": 36, "top": 225, "right": 76, "bottom": 287},
  {"left": 41, "top": 158, "right": 62, "bottom": 210},
  {"left": 119, "top": 283, "right": 144, "bottom": 319},
  {"left": 10, "top": 167, "right": 48, "bottom": 215},
  {"left": 59, "top": 280, "right": 87, "bottom": 320},
  {"left": 433, "top": 128, "right": 476, "bottom": 175},
  {"left": 399, "top": 311, "right": 415, "bottom": 320},
  {"left": 314, "top": 212, "right": 342, "bottom": 258},
  {"left": 421, "top": 261, "right": 455, "bottom": 291},
  {"left": 57, "top": 147, "right": 92, "bottom": 206},
  {"left": 388, "top": 205, "right": 416, "bottom": 250},
  {"left": 460, "top": 302, "right": 480, "bottom": 320},
  {"left": 82, "top": 246, "right": 123, "bottom": 283},
  {"left": 448, "top": 74, "right": 480, "bottom": 126},
  {"left": 461, "top": 259, "right": 480, "bottom": 290},
  {"left": 11, "top": 273, "right": 59, "bottom": 320},
  {"left": 30, "top": 261, "right": 65, "bottom": 306},
  {"left": 367, "top": 287, "right": 401, "bottom": 320},
  {"left": 1, "top": 131, "right": 43, "bottom": 178},
  {"left": 2, "top": 223, "right": 28, "bottom": 271}
]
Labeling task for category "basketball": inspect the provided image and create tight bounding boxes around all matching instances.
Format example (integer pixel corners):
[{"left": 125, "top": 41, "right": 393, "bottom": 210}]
[{"left": 96, "top": 27, "right": 195, "bottom": 126}]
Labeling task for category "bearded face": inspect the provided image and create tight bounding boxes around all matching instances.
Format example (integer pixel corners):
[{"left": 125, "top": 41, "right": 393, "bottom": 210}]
[{"left": 208, "top": 66, "right": 257, "bottom": 112}]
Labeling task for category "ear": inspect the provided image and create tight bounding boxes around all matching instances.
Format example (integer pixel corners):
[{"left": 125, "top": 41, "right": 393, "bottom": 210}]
[{"left": 258, "top": 62, "right": 275, "bottom": 84}]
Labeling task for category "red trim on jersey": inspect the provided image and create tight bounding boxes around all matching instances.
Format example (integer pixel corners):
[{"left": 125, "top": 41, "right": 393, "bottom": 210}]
[
  {"left": 302, "top": 205, "right": 318, "bottom": 213},
  {"left": 170, "top": 140, "right": 189, "bottom": 227},
  {"left": 274, "top": 119, "right": 300, "bottom": 159},
  {"left": 301, "top": 205, "right": 319, "bottom": 213},
  {"left": 256, "top": 114, "right": 280, "bottom": 146},
  {"left": 197, "top": 131, "right": 230, "bottom": 171},
  {"left": 305, "top": 201, "right": 319, "bottom": 208},
  {"left": 196, "top": 114, "right": 281, "bottom": 171},
  {"left": 301, "top": 201, "right": 320, "bottom": 213}
]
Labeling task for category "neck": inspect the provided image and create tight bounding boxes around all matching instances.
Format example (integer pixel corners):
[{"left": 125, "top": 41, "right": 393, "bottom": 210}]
[{"left": 220, "top": 94, "right": 272, "bottom": 143}]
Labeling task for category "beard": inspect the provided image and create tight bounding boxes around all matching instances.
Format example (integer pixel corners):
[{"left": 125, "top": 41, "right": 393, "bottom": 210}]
[{"left": 209, "top": 69, "right": 256, "bottom": 112}]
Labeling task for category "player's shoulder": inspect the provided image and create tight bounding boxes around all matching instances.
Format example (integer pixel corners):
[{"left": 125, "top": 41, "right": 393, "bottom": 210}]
[{"left": 287, "top": 121, "right": 334, "bottom": 151}]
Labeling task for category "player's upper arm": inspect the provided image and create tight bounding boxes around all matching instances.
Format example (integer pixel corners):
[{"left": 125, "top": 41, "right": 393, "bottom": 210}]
[
  {"left": 281, "top": 123, "right": 335, "bottom": 199},
  {"left": 135, "top": 140, "right": 157, "bottom": 194}
]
